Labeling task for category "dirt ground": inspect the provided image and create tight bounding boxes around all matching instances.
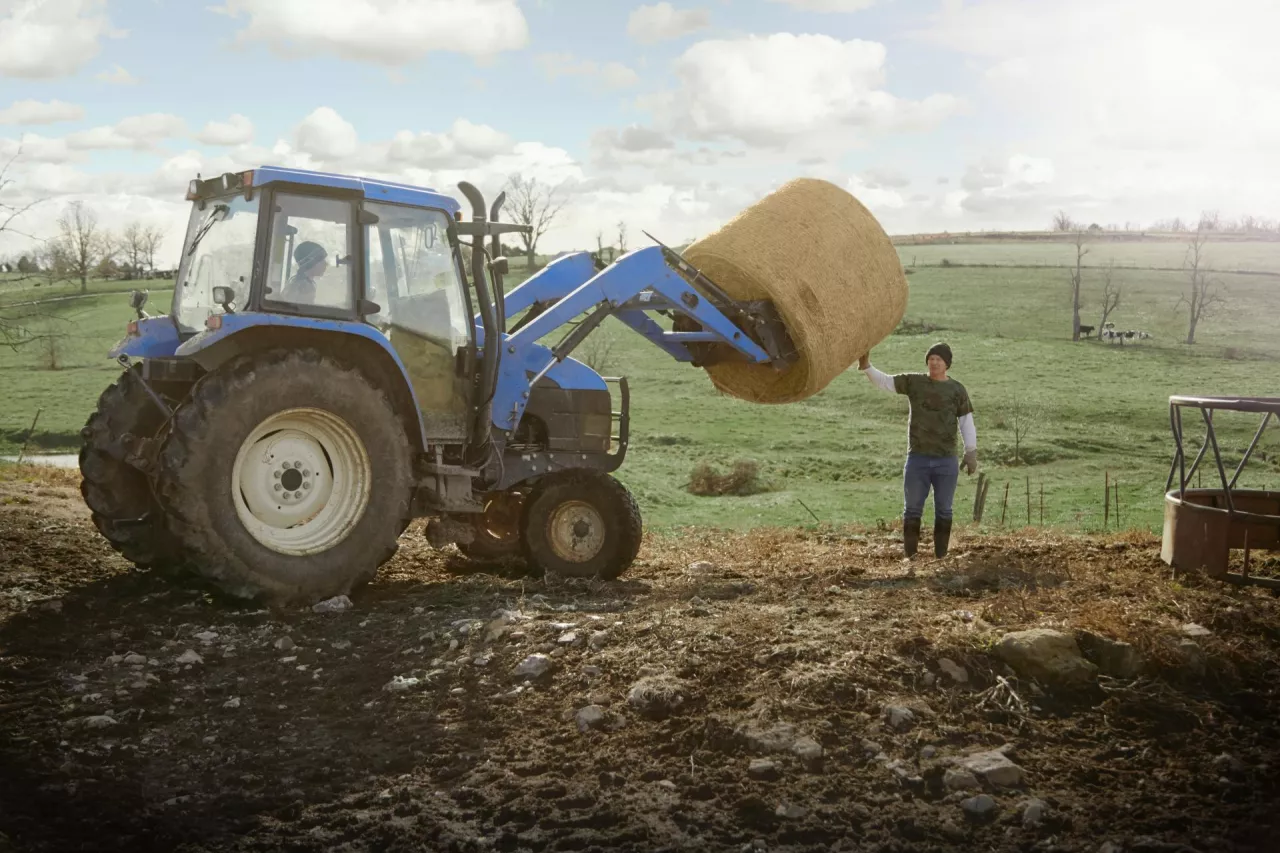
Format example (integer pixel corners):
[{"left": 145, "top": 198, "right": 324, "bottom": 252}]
[{"left": 2, "top": 469, "right": 1279, "bottom": 853}]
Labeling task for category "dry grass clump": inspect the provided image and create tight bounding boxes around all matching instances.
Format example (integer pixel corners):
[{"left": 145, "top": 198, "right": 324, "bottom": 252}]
[{"left": 687, "top": 459, "right": 771, "bottom": 497}]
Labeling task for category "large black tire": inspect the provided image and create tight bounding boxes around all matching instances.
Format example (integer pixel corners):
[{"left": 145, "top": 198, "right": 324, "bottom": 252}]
[
  {"left": 79, "top": 367, "right": 182, "bottom": 569},
  {"left": 520, "top": 470, "right": 641, "bottom": 580},
  {"left": 155, "top": 348, "right": 413, "bottom": 604}
]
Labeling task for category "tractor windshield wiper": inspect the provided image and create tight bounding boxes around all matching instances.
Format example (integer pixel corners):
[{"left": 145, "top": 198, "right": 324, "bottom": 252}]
[{"left": 185, "top": 204, "right": 230, "bottom": 258}]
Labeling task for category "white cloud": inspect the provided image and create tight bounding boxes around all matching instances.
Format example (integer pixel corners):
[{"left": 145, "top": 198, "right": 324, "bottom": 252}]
[
  {"left": 65, "top": 114, "right": 188, "bottom": 151},
  {"left": 214, "top": 0, "right": 529, "bottom": 65},
  {"left": 649, "top": 34, "right": 962, "bottom": 147},
  {"left": 535, "top": 53, "right": 640, "bottom": 90},
  {"left": 767, "top": 0, "right": 879, "bottom": 10},
  {"left": 0, "top": 99, "right": 84, "bottom": 125},
  {"left": 387, "top": 119, "right": 515, "bottom": 168},
  {"left": 195, "top": 114, "right": 255, "bottom": 146},
  {"left": 910, "top": 0, "right": 1280, "bottom": 224},
  {"left": 96, "top": 64, "right": 139, "bottom": 84},
  {"left": 0, "top": 133, "right": 77, "bottom": 164},
  {"left": 0, "top": 0, "right": 123, "bottom": 79},
  {"left": 862, "top": 166, "right": 910, "bottom": 189},
  {"left": 294, "top": 107, "right": 359, "bottom": 160},
  {"left": 626, "top": 3, "right": 710, "bottom": 44}
]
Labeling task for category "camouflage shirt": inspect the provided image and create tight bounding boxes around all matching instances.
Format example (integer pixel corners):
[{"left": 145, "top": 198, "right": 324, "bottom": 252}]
[{"left": 891, "top": 374, "right": 974, "bottom": 457}]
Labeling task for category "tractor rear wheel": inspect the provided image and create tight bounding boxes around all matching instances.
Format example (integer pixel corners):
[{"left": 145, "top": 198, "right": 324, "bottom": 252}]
[
  {"left": 156, "top": 348, "right": 413, "bottom": 604},
  {"left": 78, "top": 367, "right": 182, "bottom": 569},
  {"left": 520, "top": 470, "right": 641, "bottom": 580}
]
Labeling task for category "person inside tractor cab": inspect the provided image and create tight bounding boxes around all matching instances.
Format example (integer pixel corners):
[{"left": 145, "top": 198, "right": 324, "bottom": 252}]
[{"left": 282, "top": 241, "right": 328, "bottom": 304}]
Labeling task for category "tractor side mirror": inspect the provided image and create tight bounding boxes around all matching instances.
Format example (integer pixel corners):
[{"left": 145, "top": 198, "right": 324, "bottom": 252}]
[
  {"left": 212, "top": 285, "right": 236, "bottom": 313},
  {"left": 489, "top": 256, "right": 509, "bottom": 276},
  {"left": 357, "top": 298, "right": 381, "bottom": 317}
]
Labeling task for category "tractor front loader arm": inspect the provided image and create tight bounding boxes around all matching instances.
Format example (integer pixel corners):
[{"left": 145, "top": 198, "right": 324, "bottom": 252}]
[{"left": 488, "top": 244, "right": 797, "bottom": 435}]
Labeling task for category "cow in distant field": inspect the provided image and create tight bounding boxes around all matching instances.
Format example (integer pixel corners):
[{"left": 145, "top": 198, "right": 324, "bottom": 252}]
[
  {"left": 1078, "top": 324, "right": 1095, "bottom": 337},
  {"left": 1101, "top": 325, "right": 1152, "bottom": 345}
]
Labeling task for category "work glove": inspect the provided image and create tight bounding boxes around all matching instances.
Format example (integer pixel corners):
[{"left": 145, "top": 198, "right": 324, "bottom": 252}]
[{"left": 962, "top": 449, "right": 978, "bottom": 475}]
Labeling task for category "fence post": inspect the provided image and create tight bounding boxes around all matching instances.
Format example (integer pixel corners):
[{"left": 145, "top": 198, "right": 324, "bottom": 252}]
[
  {"left": 15, "top": 408, "right": 43, "bottom": 466},
  {"left": 1104, "top": 471, "right": 1110, "bottom": 529},
  {"left": 1000, "top": 482, "right": 1010, "bottom": 526},
  {"left": 1040, "top": 483, "right": 1045, "bottom": 525},
  {"left": 973, "top": 472, "right": 987, "bottom": 523},
  {"left": 1026, "top": 476, "right": 1031, "bottom": 526}
]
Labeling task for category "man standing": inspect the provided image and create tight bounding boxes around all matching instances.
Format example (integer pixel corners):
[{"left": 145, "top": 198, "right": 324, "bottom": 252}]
[{"left": 858, "top": 342, "right": 978, "bottom": 559}]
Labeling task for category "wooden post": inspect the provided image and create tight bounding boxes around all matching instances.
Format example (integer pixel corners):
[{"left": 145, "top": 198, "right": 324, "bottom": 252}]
[
  {"left": 1040, "top": 483, "right": 1045, "bottom": 525},
  {"left": 973, "top": 472, "right": 987, "bottom": 523},
  {"left": 15, "top": 408, "right": 42, "bottom": 466},
  {"left": 1025, "top": 476, "right": 1031, "bottom": 526},
  {"left": 1000, "top": 482, "right": 1010, "bottom": 526},
  {"left": 1114, "top": 481, "right": 1121, "bottom": 528},
  {"left": 1104, "top": 471, "right": 1110, "bottom": 529}
]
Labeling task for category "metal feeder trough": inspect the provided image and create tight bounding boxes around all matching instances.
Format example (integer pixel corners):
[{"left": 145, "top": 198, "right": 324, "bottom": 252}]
[{"left": 1162, "top": 396, "right": 1280, "bottom": 591}]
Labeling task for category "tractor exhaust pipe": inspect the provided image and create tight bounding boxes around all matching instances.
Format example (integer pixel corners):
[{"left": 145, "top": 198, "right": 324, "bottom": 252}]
[{"left": 457, "top": 181, "right": 500, "bottom": 460}]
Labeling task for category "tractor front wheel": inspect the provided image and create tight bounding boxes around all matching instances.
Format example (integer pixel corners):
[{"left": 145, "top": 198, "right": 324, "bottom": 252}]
[
  {"left": 521, "top": 470, "right": 641, "bottom": 580},
  {"left": 157, "top": 349, "right": 413, "bottom": 604}
]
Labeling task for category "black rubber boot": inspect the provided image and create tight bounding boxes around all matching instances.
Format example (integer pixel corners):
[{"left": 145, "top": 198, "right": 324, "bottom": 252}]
[
  {"left": 903, "top": 519, "right": 921, "bottom": 558},
  {"left": 934, "top": 518, "right": 953, "bottom": 558}
]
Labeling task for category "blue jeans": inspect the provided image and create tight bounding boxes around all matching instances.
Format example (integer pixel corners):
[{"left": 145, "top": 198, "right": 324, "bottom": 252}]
[{"left": 903, "top": 453, "right": 959, "bottom": 522}]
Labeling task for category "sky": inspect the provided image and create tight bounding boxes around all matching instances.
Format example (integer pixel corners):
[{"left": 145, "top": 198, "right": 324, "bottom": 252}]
[{"left": 0, "top": 0, "right": 1277, "bottom": 262}]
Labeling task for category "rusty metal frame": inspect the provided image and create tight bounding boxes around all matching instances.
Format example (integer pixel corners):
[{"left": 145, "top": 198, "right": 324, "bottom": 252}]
[{"left": 1162, "top": 396, "right": 1280, "bottom": 590}]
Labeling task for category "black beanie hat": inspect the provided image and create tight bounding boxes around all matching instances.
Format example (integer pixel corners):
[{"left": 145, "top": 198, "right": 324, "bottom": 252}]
[
  {"left": 926, "top": 342, "right": 953, "bottom": 368},
  {"left": 294, "top": 241, "right": 327, "bottom": 270}
]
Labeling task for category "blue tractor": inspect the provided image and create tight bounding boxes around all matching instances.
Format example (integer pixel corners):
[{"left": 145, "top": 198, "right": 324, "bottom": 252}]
[{"left": 79, "top": 167, "right": 796, "bottom": 603}]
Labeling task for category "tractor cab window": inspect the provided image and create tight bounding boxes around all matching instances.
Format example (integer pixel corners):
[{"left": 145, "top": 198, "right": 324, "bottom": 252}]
[
  {"left": 363, "top": 202, "right": 472, "bottom": 441},
  {"left": 263, "top": 194, "right": 354, "bottom": 313},
  {"left": 362, "top": 203, "right": 469, "bottom": 347},
  {"left": 173, "top": 193, "right": 260, "bottom": 333}
]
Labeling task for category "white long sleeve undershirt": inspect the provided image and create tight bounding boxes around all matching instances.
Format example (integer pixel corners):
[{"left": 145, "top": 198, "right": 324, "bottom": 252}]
[{"left": 862, "top": 365, "right": 978, "bottom": 452}]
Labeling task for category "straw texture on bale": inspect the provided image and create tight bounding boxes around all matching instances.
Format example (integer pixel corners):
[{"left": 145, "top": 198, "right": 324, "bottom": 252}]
[{"left": 682, "top": 177, "right": 907, "bottom": 404}]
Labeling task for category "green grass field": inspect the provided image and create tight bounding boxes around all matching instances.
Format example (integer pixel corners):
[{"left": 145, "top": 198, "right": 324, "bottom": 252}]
[
  {"left": 2, "top": 245, "right": 1277, "bottom": 537},
  {"left": 895, "top": 239, "right": 1280, "bottom": 273}
]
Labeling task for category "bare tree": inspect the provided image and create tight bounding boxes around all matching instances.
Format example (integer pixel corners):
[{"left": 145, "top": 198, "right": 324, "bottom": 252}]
[
  {"left": 1198, "top": 209, "right": 1221, "bottom": 232},
  {"left": 594, "top": 228, "right": 605, "bottom": 258},
  {"left": 142, "top": 224, "right": 165, "bottom": 276},
  {"left": 1052, "top": 210, "right": 1075, "bottom": 232},
  {"left": 120, "top": 222, "right": 147, "bottom": 280},
  {"left": 0, "top": 147, "right": 55, "bottom": 351},
  {"left": 1008, "top": 397, "right": 1043, "bottom": 466},
  {"left": 1097, "top": 259, "right": 1121, "bottom": 339},
  {"left": 1179, "top": 223, "right": 1227, "bottom": 345},
  {"left": 1068, "top": 229, "right": 1088, "bottom": 341},
  {"left": 616, "top": 220, "right": 628, "bottom": 255},
  {"left": 502, "top": 173, "right": 567, "bottom": 270},
  {"left": 576, "top": 317, "right": 621, "bottom": 374},
  {"left": 56, "top": 201, "right": 113, "bottom": 293}
]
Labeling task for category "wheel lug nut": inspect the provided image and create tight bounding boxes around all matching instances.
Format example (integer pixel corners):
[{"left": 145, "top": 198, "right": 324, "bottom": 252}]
[
  {"left": 282, "top": 461, "right": 291, "bottom": 469},
  {"left": 303, "top": 482, "right": 311, "bottom": 490},
  {"left": 274, "top": 471, "right": 281, "bottom": 479},
  {"left": 274, "top": 484, "right": 282, "bottom": 492},
  {"left": 294, "top": 491, "right": 303, "bottom": 499},
  {"left": 303, "top": 469, "right": 311, "bottom": 477}
]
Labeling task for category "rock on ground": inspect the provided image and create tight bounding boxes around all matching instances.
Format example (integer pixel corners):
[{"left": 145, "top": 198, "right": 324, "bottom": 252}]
[
  {"left": 748, "top": 758, "right": 780, "bottom": 780},
  {"left": 1021, "top": 798, "right": 1048, "bottom": 827},
  {"left": 626, "top": 676, "right": 687, "bottom": 718},
  {"left": 938, "top": 658, "right": 969, "bottom": 684},
  {"left": 513, "top": 654, "right": 553, "bottom": 679},
  {"left": 944, "top": 768, "right": 981, "bottom": 791},
  {"left": 962, "top": 794, "right": 997, "bottom": 818},
  {"left": 956, "top": 749, "right": 1025, "bottom": 787},
  {"left": 1076, "top": 630, "right": 1143, "bottom": 679},
  {"left": 996, "top": 629, "right": 1097, "bottom": 687}
]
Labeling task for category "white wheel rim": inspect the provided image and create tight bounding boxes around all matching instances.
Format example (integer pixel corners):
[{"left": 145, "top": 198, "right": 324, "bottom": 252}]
[
  {"left": 546, "top": 500, "right": 606, "bottom": 563},
  {"left": 231, "top": 407, "right": 371, "bottom": 556}
]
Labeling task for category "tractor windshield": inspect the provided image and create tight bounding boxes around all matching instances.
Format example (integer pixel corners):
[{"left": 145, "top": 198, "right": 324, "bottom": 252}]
[{"left": 172, "top": 193, "right": 260, "bottom": 332}]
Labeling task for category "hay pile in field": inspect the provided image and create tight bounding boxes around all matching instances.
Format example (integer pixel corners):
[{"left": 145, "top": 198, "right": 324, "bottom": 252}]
[{"left": 683, "top": 177, "right": 908, "bottom": 404}]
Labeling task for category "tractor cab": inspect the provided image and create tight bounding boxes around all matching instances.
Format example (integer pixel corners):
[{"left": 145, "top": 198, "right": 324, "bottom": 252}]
[{"left": 168, "top": 168, "right": 494, "bottom": 444}]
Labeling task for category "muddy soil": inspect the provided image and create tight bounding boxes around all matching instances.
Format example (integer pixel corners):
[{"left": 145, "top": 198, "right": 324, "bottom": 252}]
[{"left": 1, "top": 472, "right": 1279, "bottom": 852}]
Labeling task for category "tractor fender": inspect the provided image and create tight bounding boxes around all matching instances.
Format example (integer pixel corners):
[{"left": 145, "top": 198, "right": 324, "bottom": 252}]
[
  {"left": 174, "top": 314, "right": 430, "bottom": 451},
  {"left": 109, "top": 316, "right": 183, "bottom": 359}
]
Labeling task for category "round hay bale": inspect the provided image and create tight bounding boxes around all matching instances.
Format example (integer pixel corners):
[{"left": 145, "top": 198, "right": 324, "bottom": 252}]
[{"left": 682, "top": 177, "right": 907, "bottom": 404}]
